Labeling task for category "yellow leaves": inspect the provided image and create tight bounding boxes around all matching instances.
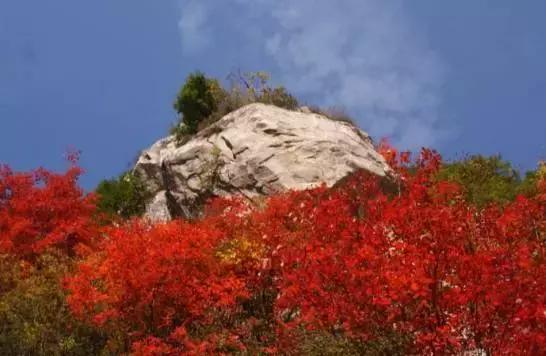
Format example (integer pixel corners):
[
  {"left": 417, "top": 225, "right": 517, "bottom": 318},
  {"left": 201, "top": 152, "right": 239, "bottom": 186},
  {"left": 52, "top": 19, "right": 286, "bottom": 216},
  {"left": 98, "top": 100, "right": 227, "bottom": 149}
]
[
  {"left": 537, "top": 161, "right": 546, "bottom": 178},
  {"left": 216, "top": 235, "right": 265, "bottom": 265}
]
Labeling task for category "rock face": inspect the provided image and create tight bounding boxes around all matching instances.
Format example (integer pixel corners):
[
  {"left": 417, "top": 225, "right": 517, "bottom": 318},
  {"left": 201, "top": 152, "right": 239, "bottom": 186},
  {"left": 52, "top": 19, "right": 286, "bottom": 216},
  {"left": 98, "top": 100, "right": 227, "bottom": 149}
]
[{"left": 135, "top": 103, "right": 391, "bottom": 221}]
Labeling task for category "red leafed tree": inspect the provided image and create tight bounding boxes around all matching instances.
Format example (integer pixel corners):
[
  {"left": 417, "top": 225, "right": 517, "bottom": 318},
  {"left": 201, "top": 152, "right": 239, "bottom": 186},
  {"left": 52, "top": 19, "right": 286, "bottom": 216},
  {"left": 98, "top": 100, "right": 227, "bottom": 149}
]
[
  {"left": 65, "top": 220, "right": 249, "bottom": 354},
  {"left": 0, "top": 159, "right": 97, "bottom": 258},
  {"left": 203, "top": 147, "right": 546, "bottom": 354},
  {"left": 250, "top": 148, "right": 545, "bottom": 354},
  {"left": 65, "top": 146, "right": 546, "bottom": 354}
]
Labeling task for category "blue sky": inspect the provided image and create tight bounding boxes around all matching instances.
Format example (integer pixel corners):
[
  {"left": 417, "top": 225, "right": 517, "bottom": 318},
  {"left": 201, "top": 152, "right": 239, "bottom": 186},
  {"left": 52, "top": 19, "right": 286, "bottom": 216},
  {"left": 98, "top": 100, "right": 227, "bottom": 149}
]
[{"left": 1, "top": 1, "right": 545, "bottom": 189}]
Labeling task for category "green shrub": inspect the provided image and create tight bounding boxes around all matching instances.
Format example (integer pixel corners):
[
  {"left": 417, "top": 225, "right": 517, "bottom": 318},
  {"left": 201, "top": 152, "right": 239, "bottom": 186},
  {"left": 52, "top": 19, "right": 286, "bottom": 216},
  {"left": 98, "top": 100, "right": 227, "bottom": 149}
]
[
  {"left": 95, "top": 172, "right": 150, "bottom": 219},
  {"left": 308, "top": 105, "right": 356, "bottom": 124},
  {"left": 169, "top": 122, "right": 193, "bottom": 146},
  {"left": 171, "top": 71, "right": 301, "bottom": 144},
  {"left": 258, "top": 86, "right": 299, "bottom": 110},
  {"left": 295, "top": 330, "right": 411, "bottom": 356},
  {"left": 173, "top": 72, "right": 220, "bottom": 134},
  {"left": 170, "top": 70, "right": 365, "bottom": 147},
  {"left": 516, "top": 164, "right": 544, "bottom": 197},
  {"left": 0, "top": 253, "right": 106, "bottom": 355},
  {"left": 227, "top": 71, "right": 299, "bottom": 110},
  {"left": 437, "top": 155, "right": 524, "bottom": 207}
]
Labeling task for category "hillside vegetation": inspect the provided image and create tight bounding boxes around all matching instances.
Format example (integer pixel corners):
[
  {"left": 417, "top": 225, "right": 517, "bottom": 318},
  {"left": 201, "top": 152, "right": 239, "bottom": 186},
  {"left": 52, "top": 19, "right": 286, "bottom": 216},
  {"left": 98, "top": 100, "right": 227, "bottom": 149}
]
[{"left": 1, "top": 73, "right": 545, "bottom": 355}]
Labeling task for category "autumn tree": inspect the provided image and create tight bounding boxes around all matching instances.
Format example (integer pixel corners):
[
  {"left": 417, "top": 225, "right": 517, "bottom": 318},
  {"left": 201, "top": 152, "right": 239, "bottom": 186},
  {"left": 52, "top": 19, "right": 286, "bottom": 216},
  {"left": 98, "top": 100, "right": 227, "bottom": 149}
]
[
  {"left": 204, "top": 147, "right": 546, "bottom": 354},
  {"left": 65, "top": 220, "right": 249, "bottom": 354},
  {"left": 0, "top": 158, "right": 97, "bottom": 259},
  {"left": 65, "top": 148, "right": 546, "bottom": 354},
  {"left": 0, "top": 160, "right": 106, "bottom": 354}
]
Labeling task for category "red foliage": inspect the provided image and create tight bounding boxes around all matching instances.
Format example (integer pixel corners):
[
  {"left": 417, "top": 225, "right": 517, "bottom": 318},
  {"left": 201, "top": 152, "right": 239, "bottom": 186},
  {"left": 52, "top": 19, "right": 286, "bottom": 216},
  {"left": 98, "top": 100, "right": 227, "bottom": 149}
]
[
  {"left": 64, "top": 147, "right": 546, "bottom": 354},
  {"left": 0, "top": 160, "right": 97, "bottom": 258},
  {"left": 65, "top": 220, "right": 248, "bottom": 354},
  {"left": 202, "top": 148, "right": 546, "bottom": 354}
]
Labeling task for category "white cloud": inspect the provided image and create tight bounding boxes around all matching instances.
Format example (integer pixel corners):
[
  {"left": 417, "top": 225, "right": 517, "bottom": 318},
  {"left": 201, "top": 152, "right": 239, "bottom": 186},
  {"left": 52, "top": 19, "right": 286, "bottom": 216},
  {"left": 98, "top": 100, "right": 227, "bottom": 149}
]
[
  {"left": 177, "top": 0, "right": 448, "bottom": 149},
  {"left": 177, "top": 0, "right": 210, "bottom": 53}
]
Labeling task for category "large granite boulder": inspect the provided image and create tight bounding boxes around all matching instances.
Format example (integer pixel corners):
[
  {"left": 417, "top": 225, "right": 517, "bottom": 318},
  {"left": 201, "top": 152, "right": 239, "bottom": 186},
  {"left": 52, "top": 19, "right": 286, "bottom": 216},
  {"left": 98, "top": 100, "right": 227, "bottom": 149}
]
[{"left": 135, "top": 103, "right": 391, "bottom": 221}]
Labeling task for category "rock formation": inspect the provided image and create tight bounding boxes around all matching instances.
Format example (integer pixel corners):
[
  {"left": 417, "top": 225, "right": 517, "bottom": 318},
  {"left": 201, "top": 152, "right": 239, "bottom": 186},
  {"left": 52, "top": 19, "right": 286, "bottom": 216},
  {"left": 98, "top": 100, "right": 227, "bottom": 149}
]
[{"left": 134, "top": 103, "right": 391, "bottom": 221}]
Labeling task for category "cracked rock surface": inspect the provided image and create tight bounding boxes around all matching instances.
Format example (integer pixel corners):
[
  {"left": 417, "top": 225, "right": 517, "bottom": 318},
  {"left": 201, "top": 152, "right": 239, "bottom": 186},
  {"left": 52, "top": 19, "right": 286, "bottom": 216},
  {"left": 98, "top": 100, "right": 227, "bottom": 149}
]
[{"left": 134, "top": 103, "right": 391, "bottom": 221}]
